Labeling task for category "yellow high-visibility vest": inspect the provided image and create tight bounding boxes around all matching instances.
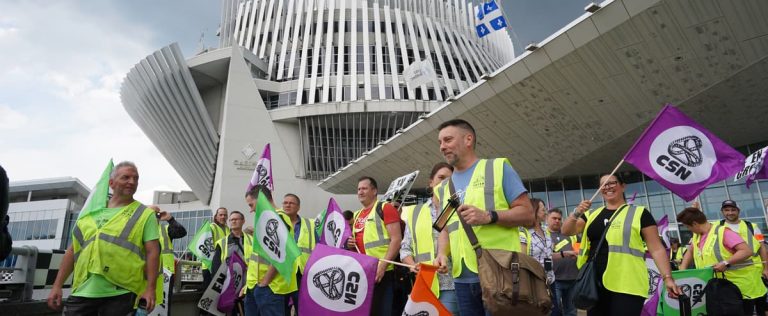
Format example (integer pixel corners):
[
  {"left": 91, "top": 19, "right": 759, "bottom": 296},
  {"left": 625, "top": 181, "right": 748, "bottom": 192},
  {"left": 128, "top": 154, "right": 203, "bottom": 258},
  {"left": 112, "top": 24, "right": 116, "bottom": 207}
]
[
  {"left": 434, "top": 158, "right": 521, "bottom": 278},
  {"left": 72, "top": 201, "right": 156, "bottom": 296}
]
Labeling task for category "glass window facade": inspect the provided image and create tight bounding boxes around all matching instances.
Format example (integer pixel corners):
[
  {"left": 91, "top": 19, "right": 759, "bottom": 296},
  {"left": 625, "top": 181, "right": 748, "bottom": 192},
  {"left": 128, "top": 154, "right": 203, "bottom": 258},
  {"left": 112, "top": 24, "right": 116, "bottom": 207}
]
[
  {"left": 169, "top": 210, "right": 213, "bottom": 258},
  {"left": 8, "top": 219, "right": 58, "bottom": 241}
]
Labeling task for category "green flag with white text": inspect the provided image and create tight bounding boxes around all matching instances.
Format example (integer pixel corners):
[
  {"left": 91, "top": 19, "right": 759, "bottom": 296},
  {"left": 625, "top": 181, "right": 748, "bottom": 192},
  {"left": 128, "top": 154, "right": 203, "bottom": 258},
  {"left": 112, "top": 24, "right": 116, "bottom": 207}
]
[
  {"left": 187, "top": 220, "right": 215, "bottom": 268},
  {"left": 252, "top": 191, "right": 301, "bottom": 283},
  {"left": 77, "top": 160, "right": 113, "bottom": 219}
]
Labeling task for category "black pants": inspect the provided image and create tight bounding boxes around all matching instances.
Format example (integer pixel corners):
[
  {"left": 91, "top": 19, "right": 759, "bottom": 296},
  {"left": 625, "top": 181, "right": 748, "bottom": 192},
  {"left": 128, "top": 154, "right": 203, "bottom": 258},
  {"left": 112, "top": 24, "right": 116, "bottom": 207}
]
[
  {"left": 64, "top": 293, "right": 136, "bottom": 316},
  {"left": 371, "top": 270, "right": 395, "bottom": 316},
  {"left": 586, "top": 286, "right": 645, "bottom": 316},
  {"left": 743, "top": 294, "right": 767, "bottom": 315}
]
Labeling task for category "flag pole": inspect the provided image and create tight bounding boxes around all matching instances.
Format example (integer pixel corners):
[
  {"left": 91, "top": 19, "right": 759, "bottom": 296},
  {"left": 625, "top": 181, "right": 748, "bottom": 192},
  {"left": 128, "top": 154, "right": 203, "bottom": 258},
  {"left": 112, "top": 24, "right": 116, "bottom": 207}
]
[
  {"left": 588, "top": 159, "right": 625, "bottom": 202},
  {"left": 378, "top": 258, "right": 417, "bottom": 269}
]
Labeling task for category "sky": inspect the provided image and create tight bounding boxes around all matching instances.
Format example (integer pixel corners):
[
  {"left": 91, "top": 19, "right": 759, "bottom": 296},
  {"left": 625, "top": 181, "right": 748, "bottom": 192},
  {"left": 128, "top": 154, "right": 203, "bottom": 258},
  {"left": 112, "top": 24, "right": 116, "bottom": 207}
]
[{"left": 0, "top": 0, "right": 584, "bottom": 203}]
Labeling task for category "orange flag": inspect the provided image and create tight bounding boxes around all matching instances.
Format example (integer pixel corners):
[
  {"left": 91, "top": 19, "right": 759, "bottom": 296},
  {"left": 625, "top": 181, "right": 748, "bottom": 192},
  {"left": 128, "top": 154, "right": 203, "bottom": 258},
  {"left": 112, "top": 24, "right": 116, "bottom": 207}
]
[{"left": 402, "top": 264, "right": 452, "bottom": 316}]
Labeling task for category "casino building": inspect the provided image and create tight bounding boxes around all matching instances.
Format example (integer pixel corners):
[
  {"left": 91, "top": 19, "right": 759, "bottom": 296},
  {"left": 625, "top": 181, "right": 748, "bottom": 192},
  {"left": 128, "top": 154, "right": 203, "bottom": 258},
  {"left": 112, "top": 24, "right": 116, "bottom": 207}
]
[
  {"left": 122, "top": 0, "right": 768, "bottom": 237},
  {"left": 120, "top": 0, "right": 515, "bottom": 213}
]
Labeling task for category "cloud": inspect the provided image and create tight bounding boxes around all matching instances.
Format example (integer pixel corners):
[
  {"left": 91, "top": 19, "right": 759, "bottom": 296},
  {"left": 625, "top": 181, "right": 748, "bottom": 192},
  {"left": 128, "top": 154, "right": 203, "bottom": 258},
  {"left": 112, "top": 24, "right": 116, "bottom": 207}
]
[
  {"left": 0, "top": 1, "right": 195, "bottom": 204},
  {"left": 0, "top": 104, "right": 29, "bottom": 130}
]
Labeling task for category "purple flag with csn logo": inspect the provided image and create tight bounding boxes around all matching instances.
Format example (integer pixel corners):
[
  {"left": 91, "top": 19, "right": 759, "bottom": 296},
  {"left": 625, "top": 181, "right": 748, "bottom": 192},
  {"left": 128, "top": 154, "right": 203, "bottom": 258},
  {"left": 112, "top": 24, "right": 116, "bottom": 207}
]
[
  {"left": 246, "top": 143, "right": 274, "bottom": 193},
  {"left": 624, "top": 104, "right": 745, "bottom": 201},
  {"left": 318, "top": 198, "right": 352, "bottom": 249},
  {"left": 641, "top": 214, "right": 669, "bottom": 316},
  {"left": 217, "top": 251, "right": 247, "bottom": 313},
  {"left": 298, "top": 244, "right": 377, "bottom": 316}
]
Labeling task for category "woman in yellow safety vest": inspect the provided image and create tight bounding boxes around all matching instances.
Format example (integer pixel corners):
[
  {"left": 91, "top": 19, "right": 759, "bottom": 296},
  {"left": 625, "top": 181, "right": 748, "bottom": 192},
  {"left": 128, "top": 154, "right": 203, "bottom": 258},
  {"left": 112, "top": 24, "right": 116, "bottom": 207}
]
[
  {"left": 677, "top": 207, "right": 766, "bottom": 314},
  {"left": 400, "top": 162, "right": 458, "bottom": 315},
  {"left": 561, "top": 174, "right": 680, "bottom": 316}
]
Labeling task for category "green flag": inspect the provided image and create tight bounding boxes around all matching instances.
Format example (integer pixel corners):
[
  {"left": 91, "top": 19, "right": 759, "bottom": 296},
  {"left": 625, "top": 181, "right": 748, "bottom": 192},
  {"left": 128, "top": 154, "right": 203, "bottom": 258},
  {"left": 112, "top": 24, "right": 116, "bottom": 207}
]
[
  {"left": 658, "top": 267, "right": 713, "bottom": 316},
  {"left": 78, "top": 160, "right": 113, "bottom": 219},
  {"left": 252, "top": 191, "right": 301, "bottom": 283},
  {"left": 314, "top": 208, "right": 327, "bottom": 238},
  {"left": 187, "top": 220, "right": 215, "bottom": 268}
]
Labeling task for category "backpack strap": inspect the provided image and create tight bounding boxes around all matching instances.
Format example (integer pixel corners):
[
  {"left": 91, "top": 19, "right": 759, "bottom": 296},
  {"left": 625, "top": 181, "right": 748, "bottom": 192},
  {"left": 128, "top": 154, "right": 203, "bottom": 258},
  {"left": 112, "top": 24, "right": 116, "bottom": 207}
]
[{"left": 744, "top": 220, "right": 755, "bottom": 236}]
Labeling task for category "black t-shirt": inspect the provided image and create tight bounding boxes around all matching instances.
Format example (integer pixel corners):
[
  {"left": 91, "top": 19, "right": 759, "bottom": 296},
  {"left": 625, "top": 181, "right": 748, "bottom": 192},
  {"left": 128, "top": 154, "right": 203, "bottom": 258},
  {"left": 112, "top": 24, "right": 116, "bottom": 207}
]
[{"left": 580, "top": 206, "right": 656, "bottom": 276}]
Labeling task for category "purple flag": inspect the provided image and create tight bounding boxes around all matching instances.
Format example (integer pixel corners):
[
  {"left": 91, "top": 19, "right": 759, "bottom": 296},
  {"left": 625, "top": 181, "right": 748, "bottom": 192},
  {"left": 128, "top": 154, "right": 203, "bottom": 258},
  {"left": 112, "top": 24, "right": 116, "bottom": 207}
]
[
  {"left": 734, "top": 145, "right": 768, "bottom": 189},
  {"left": 299, "top": 244, "right": 377, "bottom": 316},
  {"left": 319, "top": 198, "right": 353, "bottom": 249},
  {"left": 246, "top": 143, "right": 274, "bottom": 193},
  {"left": 641, "top": 215, "right": 670, "bottom": 315},
  {"left": 657, "top": 214, "right": 670, "bottom": 248},
  {"left": 624, "top": 104, "right": 745, "bottom": 201},
  {"left": 217, "top": 251, "right": 247, "bottom": 313}
]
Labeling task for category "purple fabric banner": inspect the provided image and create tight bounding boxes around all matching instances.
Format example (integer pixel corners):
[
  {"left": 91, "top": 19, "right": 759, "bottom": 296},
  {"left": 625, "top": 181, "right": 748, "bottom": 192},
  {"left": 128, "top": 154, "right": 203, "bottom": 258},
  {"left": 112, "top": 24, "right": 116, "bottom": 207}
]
[
  {"left": 657, "top": 215, "right": 670, "bottom": 248},
  {"left": 298, "top": 244, "right": 377, "bottom": 316},
  {"left": 641, "top": 215, "right": 669, "bottom": 316},
  {"left": 624, "top": 104, "right": 745, "bottom": 201},
  {"left": 318, "top": 198, "right": 352, "bottom": 249},
  {"left": 246, "top": 143, "right": 274, "bottom": 193},
  {"left": 217, "top": 251, "right": 247, "bottom": 313}
]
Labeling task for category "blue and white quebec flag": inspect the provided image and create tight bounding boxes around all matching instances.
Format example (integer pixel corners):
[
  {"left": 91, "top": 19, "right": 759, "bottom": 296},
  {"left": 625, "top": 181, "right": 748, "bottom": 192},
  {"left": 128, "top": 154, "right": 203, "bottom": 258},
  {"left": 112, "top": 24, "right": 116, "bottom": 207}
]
[{"left": 475, "top": 0, "right": 507, "bottom": 38}]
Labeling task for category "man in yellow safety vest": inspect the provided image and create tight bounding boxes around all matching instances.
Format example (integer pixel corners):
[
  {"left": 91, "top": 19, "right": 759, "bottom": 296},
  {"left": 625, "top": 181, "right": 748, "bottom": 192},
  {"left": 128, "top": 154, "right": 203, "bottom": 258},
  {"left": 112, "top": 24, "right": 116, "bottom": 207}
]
[{"left": 47, "top": 161, "right": 160, "bottom": 315}]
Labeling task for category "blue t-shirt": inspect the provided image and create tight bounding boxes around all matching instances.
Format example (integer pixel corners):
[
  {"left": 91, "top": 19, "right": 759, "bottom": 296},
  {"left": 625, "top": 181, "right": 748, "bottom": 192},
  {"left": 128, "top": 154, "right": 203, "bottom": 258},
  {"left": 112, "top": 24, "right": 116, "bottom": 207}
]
[{"left": 451, "top": 159, "right": 527, "bottom": 283}]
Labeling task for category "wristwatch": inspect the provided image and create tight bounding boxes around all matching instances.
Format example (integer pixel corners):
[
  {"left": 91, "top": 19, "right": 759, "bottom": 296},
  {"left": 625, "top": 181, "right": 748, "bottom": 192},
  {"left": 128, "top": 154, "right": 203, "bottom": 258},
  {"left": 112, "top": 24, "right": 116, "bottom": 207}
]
[
  {"left": 722, "top": 260, "right": 731, "bottom": 268},
  {"left": 488, "top": 210, "right": 499, "bottom": 224}
]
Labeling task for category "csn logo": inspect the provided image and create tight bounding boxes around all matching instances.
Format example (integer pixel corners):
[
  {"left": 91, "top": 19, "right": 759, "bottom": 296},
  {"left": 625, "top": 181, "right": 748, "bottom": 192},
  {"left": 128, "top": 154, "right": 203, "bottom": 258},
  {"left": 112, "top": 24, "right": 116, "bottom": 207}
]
[
  {"left": 649, "top": 126, "right": 716, "bottom": 185},
  {"left": 307, "top": 255, "right": 369, "bottom": 312}
]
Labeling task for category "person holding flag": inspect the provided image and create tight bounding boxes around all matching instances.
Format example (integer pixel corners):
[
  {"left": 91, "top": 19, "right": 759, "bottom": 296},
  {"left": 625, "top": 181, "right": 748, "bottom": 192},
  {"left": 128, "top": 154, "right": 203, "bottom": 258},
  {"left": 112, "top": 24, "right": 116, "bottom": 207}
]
[
  {"left": 561, "top": 174, "right": 679, "bottom": 315},
  {"left": 47, "top": 161, "right": 160, "bottom": 315},
  {"left": 400, "top": 162, "right": 458, "bottom": 315},
  {"left": 277, "top": 193, "right": 316, "bottom": 314},
  {"left": 677, "top": 206, "right": 766, "bottom": 314},
  {"left": 402, "top": 264, "right": 453, "bottom": 316},
  {"left": 243, "top": 186, "right": 301, "bottom": 316},
  {"left": 210, "top": 210, "right": 251, "bottom": 315},
  {"left": 204, "top": 207, "right": 231, "bottom": 287},
  {"left": 152, "top": 206, "right": 187, "bottom": 315},
  {"left": 345, "top": 176, "right": 402, "bottom": 316}
]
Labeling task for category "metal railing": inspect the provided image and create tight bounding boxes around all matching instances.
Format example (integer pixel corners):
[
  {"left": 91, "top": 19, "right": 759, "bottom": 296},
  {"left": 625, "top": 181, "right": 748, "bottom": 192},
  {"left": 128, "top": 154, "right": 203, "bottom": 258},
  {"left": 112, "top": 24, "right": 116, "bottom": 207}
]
[{"left": 0, "top": 246, "right": 39, "bottom": 302}]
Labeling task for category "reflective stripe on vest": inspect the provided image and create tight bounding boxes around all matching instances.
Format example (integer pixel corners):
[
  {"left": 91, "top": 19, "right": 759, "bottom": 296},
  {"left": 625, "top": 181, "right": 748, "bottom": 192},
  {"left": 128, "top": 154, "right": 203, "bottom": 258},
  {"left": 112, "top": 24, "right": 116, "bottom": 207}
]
[
  {"left": 97, "top": 204, "right": 148, "bottom": 260},
  {"left": 411, "top": 203, "right": 432, "bottom": 263},
  {"left": 72, "top": 202, "right": 153, "bottom": 296},
  {"left": 160, "top": 225, "right": 173, "bottom": 255},
  {"left": 299, "top": 217, "right": 314, "bottom": 254},
  {"left": 605, "top": 206, "right": 645, "bottom": 259},
  {"left": 362, "top": 202, "right": 391, "bottom": 250},
  {"left": 72, "top": 226, "right": 94, "bottom": 262},
  {"left": 694, "top": 225, "right": 767, "bottom": 298},
  {"left": 437, "top": 158, "right": 521, "bottom": 277}
]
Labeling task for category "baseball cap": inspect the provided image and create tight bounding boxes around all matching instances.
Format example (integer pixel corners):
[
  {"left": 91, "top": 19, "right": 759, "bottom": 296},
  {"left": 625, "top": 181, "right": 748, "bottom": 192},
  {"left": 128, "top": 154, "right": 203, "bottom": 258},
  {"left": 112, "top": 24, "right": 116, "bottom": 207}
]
[{"left": 721, "top": 200, "right": 739, "bottom": 210}]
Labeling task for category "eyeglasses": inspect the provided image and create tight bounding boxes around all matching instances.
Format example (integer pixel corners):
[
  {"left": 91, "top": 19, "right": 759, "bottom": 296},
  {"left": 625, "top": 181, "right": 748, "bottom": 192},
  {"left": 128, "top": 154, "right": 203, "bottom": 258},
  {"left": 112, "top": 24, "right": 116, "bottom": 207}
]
[{"left": 601, "top": 180, "right": 619, "bottom": 189}]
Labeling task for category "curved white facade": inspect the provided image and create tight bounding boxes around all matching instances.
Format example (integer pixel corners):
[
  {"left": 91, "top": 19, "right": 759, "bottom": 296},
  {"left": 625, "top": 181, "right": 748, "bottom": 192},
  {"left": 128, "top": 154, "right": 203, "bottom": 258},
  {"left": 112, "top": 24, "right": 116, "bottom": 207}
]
[{"left": 122, "top": 0, "right": 515, "bottom": 211}]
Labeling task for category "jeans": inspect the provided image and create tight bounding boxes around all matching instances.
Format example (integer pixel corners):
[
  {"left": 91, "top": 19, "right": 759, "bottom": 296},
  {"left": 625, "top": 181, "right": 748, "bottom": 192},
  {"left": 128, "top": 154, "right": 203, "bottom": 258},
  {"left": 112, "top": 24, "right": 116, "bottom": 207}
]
[
  {"left": 244, "top": 286, "right": 286, "bottom": 316},
  {"left": 440, "top": 289, "right": 460, "bottom": 316},
  {"left": 371, "top": 270, "right": 395, "bottom": 316},
  {"left": 556, "top": 280, "right": 577, "bottom": 316},
  {"left": 550, "top": 282, "right": 561, "bottom": 316},
  {"left": 454, "top": 282, "right": 490, "bottom": 316}
]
